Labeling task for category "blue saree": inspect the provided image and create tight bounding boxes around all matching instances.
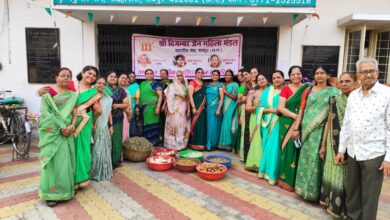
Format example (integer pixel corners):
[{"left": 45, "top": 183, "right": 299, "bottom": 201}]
[
  {"left": 205, "top": 82, "right": 223, "bottom": 150},
  {"left": 218, "top": 82, "right": 239, "bottom": 150},
  {"left": 258, "top": 86, "right": 281, "bottom": 185}
]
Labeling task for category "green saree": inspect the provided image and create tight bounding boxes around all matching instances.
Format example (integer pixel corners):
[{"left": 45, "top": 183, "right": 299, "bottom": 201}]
[
  {"left": 319, "top": 94, "right": 347, "bottom": 218},
  {"left": 232, "top": 85, "right": 245, "bottom": 155},
  {"left": 140, "top": 81, "right": 162, "bottom": 146},
  {"left": 245, "top": 90, "right": 264, "bottom": 171},
  {"left": 189, "top": 80, "right": 206, "bottom": 150},
  {"left": 74, "top": 88, "right": 98, "bottom": 186},
  {"left": 295, "top": 86, "right": 340, "bottom": 201},
  {"left": 38, "top": 92, "right": 78, "bottom": 201},
  {"left": 278, "top": 84, "right": 309, "bottom": 191}
]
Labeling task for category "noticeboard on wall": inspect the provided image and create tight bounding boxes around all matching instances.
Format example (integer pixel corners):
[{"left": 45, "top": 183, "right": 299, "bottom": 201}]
[
  {"left": 302, "top": 46, "right": 340, "bottom": 79},
  {"left": 26, "top": 28, "right": 61, "bottom": 83}
]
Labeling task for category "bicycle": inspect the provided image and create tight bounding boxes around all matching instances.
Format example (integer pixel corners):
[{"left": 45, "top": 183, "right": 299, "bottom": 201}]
[{"left": 0, "top": 90, "right": 32, "bottom": 160}]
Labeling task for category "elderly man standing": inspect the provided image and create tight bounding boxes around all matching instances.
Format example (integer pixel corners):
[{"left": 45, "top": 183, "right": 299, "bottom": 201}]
[{"left": 336, "top": 57, "right": 390, "bottom": 220}]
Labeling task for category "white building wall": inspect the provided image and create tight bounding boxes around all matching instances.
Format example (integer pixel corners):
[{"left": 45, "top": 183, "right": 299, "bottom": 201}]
[
  {"left": 286, "top": 0, "right": 390, "bottom": 75},
  {"left": 0, "top": 0, "right": 88, "bottom": 113}
]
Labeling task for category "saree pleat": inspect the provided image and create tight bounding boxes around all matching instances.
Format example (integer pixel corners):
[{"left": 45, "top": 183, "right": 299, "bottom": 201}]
[
  {"left": 278, "top": 84, "right": 309, "bottom": 191},
  {"left": 258, "top": 86, "right": 281, "bottom": 183},
  {"left": 218, "top": 82, "right": 239, "bottom": 150},
  {"left": 38, "top": 92, "right": 77, "bottom": 201},
  {"left": 243, "top": 111, "right": 251, "bottom": 162},
  {"left": 205, "top": 82, "right": 223, "bottom": 150},
  {"left": 74, "top": 88, "right": 98, "bottom": 185},
  {"left": 295, "top": 86, "right": 340, "bottom": 201},
  {"left": 189, "top": 81, "right": 206, "bottom": 150},
  {"left": 112, "top": 122, "right": 123, "bottom": 168},
  {"left": 245, "top": 89, "right": 264, "bottom": 171},
  {"left": 319, "top": 95, "right": 347, "bottom": 218},
  {"left": 238, "top": 103, "right": 246, "bottom": 161},
  {"left": 245, "top": 108, "right": 264, "bottom": 171},
  {"left": 90, "top": 93, "right": 113, "bottom": 181}
]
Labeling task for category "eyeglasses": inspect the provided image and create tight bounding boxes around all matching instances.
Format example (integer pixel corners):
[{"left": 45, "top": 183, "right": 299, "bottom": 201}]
[{"left": 358, "top": 69, "right": 377, "bottom": 76}]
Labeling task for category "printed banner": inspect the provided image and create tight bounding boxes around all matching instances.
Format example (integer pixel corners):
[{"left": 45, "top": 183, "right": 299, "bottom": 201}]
[{"left": 132, "top": 34, "right": 243, "bottom": 79}]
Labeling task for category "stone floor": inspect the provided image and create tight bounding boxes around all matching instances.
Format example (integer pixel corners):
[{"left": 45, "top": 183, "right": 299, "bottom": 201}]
[{"left": 0, "top": 141, "right": 389, "bottom": 220}]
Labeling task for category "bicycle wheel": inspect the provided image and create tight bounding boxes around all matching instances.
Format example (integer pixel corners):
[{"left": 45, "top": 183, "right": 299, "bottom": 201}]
[
  {"left": 0, "top": 122, "right": 8, "bottom": 145},
  {"left": 10, "top": 112, "right": 31, "bottom": 157}
]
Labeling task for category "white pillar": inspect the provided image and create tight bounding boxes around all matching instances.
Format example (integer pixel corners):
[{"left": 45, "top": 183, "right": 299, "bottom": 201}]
[
  {"left": 276, "top": 26, "right": 293, "bottom": 77},
  {"left": 82, "top": 21, "right": 98, "bottom": 67}
]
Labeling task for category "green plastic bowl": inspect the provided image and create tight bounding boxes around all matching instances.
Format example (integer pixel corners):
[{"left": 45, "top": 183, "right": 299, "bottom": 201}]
[{"left": 178, "top": 149, "right": 204, "bottom": 161}]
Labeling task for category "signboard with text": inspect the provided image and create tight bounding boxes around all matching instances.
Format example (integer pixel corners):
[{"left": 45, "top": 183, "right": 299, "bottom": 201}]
[
  {"left": 26, "top": 28, "right": 61, "bottom": 84},
  {"left": 54, "top": 0, "right": 316, "bottom": 7},
  {"left": 132, "top": 34, "right": 242, "bottom": 79},
  {"left": 302, "top": 46, "right": 340, "bottom": 78}
]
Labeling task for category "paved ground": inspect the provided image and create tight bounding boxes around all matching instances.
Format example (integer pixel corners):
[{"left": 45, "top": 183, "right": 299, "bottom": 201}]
[{"left": 0, "top": 141, "right": 389, "bottom": 220}]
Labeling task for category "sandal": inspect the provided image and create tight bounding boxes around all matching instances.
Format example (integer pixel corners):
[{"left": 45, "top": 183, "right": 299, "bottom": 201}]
[{"left": 46, "top": 200, "right": 57, "bottom": 207}]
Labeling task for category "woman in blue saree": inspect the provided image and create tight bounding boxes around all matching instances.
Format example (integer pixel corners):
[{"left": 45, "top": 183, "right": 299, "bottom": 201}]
[
  {"left": 258, "top": 71, "right": 284, "bottom": 185},
  {"left": 126, "top": 72, "right": 140, "bottom": 136},
  {"left": 205, "top": 70, "right": 224, "bottom": 151},
  {"left": 218, "top": 70, "right": 239, "bottom": 150}
]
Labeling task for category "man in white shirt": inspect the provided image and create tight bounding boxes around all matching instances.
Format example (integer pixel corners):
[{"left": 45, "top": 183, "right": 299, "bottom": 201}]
[{"left": 336, "top": 57, "right": 390, "bottom": 220}]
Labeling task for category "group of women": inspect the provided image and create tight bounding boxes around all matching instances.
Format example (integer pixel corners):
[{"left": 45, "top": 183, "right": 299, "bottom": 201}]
[
  {"left": 235, "top": 66, "right": 357, "bottom": 219},
  {"left": 37, "top": 63, "right": 357, "bottom": 219}
]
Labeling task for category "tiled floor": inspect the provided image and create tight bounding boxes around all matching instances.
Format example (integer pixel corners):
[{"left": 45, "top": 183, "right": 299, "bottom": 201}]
[{"left": 0, "top": 142, "right": 389, "bottom": 220}]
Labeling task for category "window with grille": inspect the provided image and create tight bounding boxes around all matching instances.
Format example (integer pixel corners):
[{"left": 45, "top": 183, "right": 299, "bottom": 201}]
[
  {"left": 346, "top": 31, "right": 361, "bottom": 72},
  {"left": 375, "top": 31, "right": 390, "bottom": 83}
]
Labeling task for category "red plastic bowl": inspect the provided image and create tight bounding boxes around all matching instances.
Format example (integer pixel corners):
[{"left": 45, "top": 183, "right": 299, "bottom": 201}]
[
  {"left": 152, "top": 148, "right": 177, "bottom": 157},
  {"left": 146, "top": 156, "right": 175, "bottom": 171},
  {"left": 196, "top": 163, "right": 227, "bottom": 181},
  {"left": 175, "top": 158, "right": 201, "bottom": 172}
]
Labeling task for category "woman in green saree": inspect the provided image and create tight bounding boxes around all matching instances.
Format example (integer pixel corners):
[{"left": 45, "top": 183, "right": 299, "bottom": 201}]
[
  {"left": 245, "top": 73, "right": 268, "bottom": 171},
  {"left": 73, "top": 66, "right": 101, "bottom": 189},
  {"left": 38, "top": 68, "right": 78, "bottom": 207},
  {"left": 242, "top": 68, "right": 258, "bottom": 161},
  {"left": 293, "top": 66, "right": 340, "bottom": 201},
  {"left": 278, "top": 66, "right": 309, "bottom": 192},
  {"left": 139, "top": 69, "right": 163, "bottom": 146},
  {"left": 218, "top": 70, "right": 239, "bottom": 150},
  {"left": 188, "top": 68, "right": 207, "bottom": 150},
  {"left": 319, "top": 72, "right": 357, "bottom": 218},
  {"left": 90, "top": 77, "right": 114, "bottom": 181},
  {"left": 258, "top": 71, "right": 284, "bottom": 185},
  {"left": 106, "top": 72, "right": 130, "bottom": 168},
  {"left": 232, "top": 70, "right": 246, "bottom": 155},
  {"left": 237, "top": 71, "right": 250, "bottom": 160}
]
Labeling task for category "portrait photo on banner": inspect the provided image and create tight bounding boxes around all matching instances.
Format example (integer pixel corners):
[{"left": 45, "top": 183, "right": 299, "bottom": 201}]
[{"left": 132, "top": 33, "right": 243, "bottom": 79}]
